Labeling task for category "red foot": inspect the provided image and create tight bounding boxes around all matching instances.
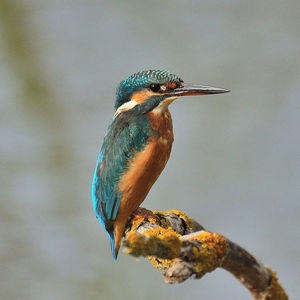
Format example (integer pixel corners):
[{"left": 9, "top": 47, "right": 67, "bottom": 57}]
[{"left": 132, "top": 207, "right": 160, "bottom": 222}]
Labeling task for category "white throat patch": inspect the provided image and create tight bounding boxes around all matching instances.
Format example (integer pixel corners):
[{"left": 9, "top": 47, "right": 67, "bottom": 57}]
[{"left": 152, "top": 96, "right": 178, "bottom": 115}]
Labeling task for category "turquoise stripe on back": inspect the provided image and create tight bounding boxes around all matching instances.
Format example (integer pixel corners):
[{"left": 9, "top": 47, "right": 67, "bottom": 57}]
[{"left": 92, "top": 105, "right": 153, "bottom": 235}]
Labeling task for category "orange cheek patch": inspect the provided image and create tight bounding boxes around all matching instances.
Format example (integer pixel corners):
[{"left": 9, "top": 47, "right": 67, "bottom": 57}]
[
  {"left": 130, "top": 84, "right": 179, "bottom": 104},
  {"left": 131, "top": 90, "right": 160, "bottom": 104}
]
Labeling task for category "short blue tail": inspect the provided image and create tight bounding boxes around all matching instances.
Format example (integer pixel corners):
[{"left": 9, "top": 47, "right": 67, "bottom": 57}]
[
  {"left": 107, "top": 227, "right": 117, "bottom": 261},
  {"left": 108, "top": 230, "right": 118, "bottom": 261},
  {"left": 97, "top": 216, "right": 117, "bottom": 261}
]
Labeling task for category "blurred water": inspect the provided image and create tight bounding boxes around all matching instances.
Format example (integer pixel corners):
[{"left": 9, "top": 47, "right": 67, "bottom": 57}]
[{"left": 0, "top": 0, "right": 299, "bottom": 299}]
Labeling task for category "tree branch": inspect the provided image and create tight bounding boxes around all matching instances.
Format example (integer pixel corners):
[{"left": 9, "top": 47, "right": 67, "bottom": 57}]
[{"left": 123, "top": 208, "right": 288, "bottom": 300}]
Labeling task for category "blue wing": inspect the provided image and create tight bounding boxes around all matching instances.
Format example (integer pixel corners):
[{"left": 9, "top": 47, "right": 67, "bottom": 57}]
[{"left": 92, "top": 108, "right": 152, "bottom": 257}]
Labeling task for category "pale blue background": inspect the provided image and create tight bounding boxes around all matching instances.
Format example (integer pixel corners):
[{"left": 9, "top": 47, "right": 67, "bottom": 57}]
[{"left": 1, "top": 0, "right": 299, "bottom": 299}]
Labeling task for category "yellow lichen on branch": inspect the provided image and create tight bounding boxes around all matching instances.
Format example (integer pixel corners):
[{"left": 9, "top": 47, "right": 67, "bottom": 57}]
[
  {"left": 125, "top": 210, "right": 228, "bottom": 275},
  {"left": 184, "top": 232, "right": 228, "bottom": 276},
  {"left": 264, "top": 266, "right": 288, "bottom": 300},
  {"left": 123, "top": 208, "right": 288, "bottom": 299},
  {"left": 124, "top": 228, "right": 181, "bottom": 259}
]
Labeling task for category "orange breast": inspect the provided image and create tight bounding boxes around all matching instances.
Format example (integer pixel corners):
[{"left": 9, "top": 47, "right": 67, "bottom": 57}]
[
  {"left": 117, "top": 109, "right": 173, "bottom": 213},
  {"left": 113, "top": 110, "right": 174, "bottom": 254}
]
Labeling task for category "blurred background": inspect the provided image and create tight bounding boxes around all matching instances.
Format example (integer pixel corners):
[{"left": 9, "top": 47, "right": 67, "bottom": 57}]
[{"left": 1, "top": 0, "right": 299, "bottom": 299}]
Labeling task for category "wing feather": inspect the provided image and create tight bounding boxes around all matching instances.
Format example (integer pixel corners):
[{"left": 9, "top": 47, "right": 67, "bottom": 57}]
[{"left": 92, "top": 109, "right": 152, "bottom": 232}]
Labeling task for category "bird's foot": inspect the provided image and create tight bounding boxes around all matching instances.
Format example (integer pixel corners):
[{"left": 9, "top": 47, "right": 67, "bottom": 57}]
[
  {"left": 131, "top": 207, "right": 160, "bottom": 222},
  {"left": 125, "top": 207, "right": 161, "bottom": 234}
]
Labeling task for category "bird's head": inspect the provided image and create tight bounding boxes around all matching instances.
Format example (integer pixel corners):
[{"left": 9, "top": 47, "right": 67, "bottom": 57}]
[{"left": 115, "top": 70, "right": 229, "bottom": 114}]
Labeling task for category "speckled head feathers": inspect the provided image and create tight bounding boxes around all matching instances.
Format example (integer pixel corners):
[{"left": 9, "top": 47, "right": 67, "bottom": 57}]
[{"left": 115, "top": 70, "right": 183, "bottom": 110}]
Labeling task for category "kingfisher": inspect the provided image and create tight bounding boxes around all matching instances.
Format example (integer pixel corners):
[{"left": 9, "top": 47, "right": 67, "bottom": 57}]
[{"left": 92, "top": 70, "right": 229, "bottom": 260}]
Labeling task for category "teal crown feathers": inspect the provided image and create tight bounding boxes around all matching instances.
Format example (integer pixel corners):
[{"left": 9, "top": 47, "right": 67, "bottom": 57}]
[{"left": 115, "top": 70, "right": 183, "bottom": 110}]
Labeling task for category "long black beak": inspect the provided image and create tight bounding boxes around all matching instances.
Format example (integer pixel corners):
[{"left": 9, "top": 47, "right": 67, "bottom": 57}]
[{"left": 167, "top": 83, "right": 230, "bottom": 96}]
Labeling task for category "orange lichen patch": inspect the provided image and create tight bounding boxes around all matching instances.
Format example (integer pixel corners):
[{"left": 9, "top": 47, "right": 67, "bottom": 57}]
[
  {"left": 186, "top": 232, "right": 228, "bottom": 276},
  {"left": 124, "top": 227, "right": 181, "bottom": 261},
  {"left": 264, "top": 266, "right": 289, "bottom": 300}
]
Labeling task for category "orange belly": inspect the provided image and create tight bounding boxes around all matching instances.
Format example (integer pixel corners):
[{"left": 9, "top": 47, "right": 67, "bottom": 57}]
[{"left": 113, "top": 110, "right": 173, "bottom": 255}]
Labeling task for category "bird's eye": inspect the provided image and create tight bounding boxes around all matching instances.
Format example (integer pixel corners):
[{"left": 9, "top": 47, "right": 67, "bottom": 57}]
[{"left": 149, "top": 84, "right": 161, "bottom": 92}]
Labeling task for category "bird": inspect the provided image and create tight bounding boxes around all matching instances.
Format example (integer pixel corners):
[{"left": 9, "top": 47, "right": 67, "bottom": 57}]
[{"left": 92, "top": 70, "right": 229, "bottom": 260}]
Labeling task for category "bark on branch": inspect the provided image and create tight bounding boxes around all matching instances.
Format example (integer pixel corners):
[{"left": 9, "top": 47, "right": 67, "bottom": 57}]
[{"left": 123, "top": 208, "right": 288, "bottom": 300}]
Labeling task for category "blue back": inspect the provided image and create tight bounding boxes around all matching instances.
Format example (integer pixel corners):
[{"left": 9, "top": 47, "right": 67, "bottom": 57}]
[{"left": 92, "top": 105, "right": 154, "bottom": 259}]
